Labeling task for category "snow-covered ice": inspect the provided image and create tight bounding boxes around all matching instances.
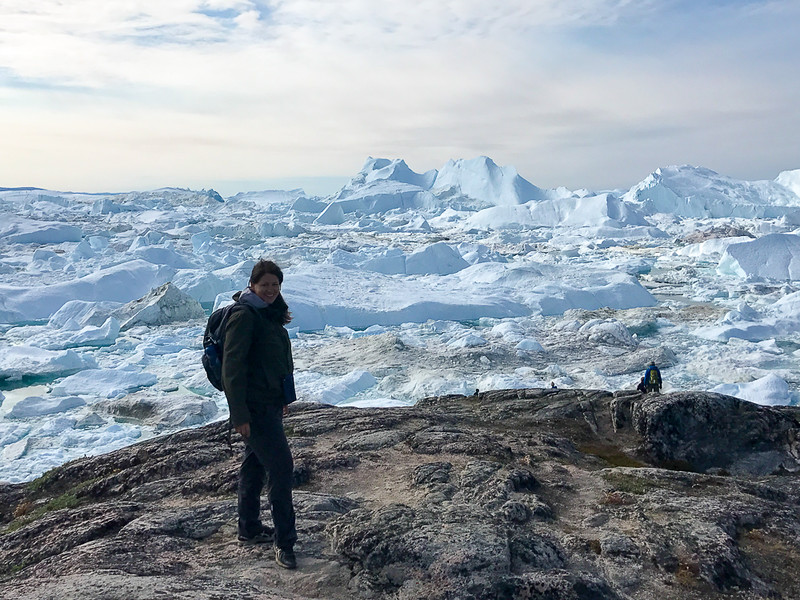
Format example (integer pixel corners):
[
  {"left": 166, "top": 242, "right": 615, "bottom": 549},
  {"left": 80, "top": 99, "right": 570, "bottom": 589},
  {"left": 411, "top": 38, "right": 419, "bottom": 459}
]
[
  {"left": 9, "top": 395, "right": 86, "bottom": 419},
  {"left": 0, "top": 346, "right": 97, "bottom": 381},
  {"left": 712, "top": 373, "right": 797, "bottom": 406},
  {"left": 718, "top": 234, "right": 800, "bottom": 280},
  {"left": 50, "top": 368, "right": 158, "bottom": 399}
]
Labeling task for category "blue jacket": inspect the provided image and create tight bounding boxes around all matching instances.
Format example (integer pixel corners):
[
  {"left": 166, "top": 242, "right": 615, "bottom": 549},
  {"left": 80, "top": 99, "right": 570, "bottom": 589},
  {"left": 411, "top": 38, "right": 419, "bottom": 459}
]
[{"left": 644, "top": 365, "right": 661, "bottom": 387}]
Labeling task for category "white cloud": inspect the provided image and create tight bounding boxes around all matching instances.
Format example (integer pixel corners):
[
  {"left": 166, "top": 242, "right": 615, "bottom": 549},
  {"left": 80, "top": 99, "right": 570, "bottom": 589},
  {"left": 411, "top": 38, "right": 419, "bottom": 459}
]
[
  {"left": 0, "top": 1, "right": 661, "bottom": 88},
  {"left": 0, "top": 0, "right": 797, "bottom": 193}
]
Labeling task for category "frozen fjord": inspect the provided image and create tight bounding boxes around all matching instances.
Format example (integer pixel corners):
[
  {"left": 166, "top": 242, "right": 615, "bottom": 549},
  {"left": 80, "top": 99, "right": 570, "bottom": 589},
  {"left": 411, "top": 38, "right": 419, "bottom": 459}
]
[{"left": 2, "top": 157, "right": 800, "bottom": 482}]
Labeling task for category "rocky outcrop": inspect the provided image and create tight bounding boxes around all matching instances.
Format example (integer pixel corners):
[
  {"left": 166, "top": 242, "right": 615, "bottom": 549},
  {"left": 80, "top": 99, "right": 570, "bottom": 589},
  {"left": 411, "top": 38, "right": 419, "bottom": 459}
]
[
  {"left": 624, "top": 391, "right": 800, "bottom": 476},
  {"left": 1, "top": 389, "right": 798, "bottom": 600},
  {"left": 679, "top": 225, "right": 755, "bottom": 245}
]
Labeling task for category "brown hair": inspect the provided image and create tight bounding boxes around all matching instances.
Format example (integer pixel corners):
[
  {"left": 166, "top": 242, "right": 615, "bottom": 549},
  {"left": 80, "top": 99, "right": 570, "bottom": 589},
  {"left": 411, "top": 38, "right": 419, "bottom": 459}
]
[
  {"left": 249, "top": 259, "right": 284, "bottom": 286},
  {"left": 249, "top": 259, "right": 291, "bottom": 324}
]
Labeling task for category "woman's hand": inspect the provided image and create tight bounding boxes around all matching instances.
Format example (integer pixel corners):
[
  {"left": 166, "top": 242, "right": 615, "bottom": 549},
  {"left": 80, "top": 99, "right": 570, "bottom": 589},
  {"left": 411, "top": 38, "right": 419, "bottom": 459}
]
[{"left": 235, "top": 422, "right": 250, "bottom": 438}]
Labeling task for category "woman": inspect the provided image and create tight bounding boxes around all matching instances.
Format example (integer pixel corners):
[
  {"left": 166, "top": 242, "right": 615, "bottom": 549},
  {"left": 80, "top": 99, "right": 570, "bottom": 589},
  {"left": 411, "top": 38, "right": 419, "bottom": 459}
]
[{"left": 222, "top": 259, "right": 297, "bottom": 569}]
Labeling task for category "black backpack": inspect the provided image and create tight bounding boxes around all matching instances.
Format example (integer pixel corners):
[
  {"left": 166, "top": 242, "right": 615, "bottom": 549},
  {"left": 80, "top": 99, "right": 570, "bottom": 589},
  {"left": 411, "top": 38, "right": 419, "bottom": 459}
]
[{"left": 201, "top": 302, "right": 253, "bottom": 391}]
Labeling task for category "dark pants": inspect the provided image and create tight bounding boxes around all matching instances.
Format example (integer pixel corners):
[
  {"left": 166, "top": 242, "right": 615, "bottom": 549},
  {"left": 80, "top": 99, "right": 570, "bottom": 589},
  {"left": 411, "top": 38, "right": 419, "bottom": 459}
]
[{"left": 237, "top": 404, "right": 297, "bottom": 551}]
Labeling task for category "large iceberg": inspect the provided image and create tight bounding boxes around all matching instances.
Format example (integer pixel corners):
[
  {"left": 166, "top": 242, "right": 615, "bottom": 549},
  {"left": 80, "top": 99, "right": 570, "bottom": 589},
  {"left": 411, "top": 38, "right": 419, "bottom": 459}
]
[
  {"left": 718, "top": 234, "right": 800, "bottom": 280},
  {"left": 624, "top": 165, "right": 800, "bottom": 220},
  {"left": 433, "top": 156, "right": 551, "bottom": 206}
]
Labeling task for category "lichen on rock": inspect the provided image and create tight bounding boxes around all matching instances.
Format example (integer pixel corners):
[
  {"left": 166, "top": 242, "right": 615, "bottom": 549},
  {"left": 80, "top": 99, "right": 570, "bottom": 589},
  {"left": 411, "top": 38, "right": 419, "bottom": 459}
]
[{"left": 1, "top": 389, "right": 799, "bottom": 599}]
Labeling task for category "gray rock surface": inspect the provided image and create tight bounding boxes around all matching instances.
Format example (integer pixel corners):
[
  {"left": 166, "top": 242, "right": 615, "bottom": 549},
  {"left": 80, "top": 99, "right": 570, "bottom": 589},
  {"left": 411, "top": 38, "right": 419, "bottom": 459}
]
[{"left": 1, "top": 389, "right": 798, "bottom": 599}]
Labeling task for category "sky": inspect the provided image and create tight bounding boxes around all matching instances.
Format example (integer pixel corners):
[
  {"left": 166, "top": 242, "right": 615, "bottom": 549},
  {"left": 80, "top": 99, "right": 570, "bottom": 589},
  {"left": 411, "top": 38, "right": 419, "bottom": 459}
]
[{"left": 1, "top": 0, "right": 798, "bottom": 197}]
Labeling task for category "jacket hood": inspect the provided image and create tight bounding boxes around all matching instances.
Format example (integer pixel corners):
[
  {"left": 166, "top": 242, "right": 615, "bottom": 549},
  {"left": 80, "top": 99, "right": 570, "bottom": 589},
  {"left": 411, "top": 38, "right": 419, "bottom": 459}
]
[
  {"left": 237, "top": 287, "right": 270, "bottom": 309},
  {"left": 233, "top": 288, "right": 289, "bottom": 322}
]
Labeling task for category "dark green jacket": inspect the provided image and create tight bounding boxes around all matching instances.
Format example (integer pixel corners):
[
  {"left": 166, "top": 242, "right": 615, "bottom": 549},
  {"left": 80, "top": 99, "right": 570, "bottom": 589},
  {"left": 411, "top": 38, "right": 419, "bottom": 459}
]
[{"left": 222, "top": 294, "right": 293, "bottom": 427}]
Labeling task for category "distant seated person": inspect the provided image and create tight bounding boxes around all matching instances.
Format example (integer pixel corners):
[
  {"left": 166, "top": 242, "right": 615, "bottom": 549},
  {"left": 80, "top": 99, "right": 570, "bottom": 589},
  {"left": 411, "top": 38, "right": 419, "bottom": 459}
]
[
  {"left": 644, "top": 361, "right": 662, "bottom": 393},
  {"left": 636, "top": 377, "right": 647, "bottom": 394}
]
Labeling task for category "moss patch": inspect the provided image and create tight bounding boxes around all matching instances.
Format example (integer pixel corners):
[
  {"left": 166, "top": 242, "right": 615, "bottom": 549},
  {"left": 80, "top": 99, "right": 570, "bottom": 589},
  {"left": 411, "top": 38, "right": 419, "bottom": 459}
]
[
  {"left": 25, "top": 467, "right": 61, "bottom": 494},
  {"left": 3, "top": 492, "right": 81, "bottom": 534},
  {"left": 3, "top": 475, "right": 104, "bottom": 535},
  {"left": 601, "top": 471, "right": 657, "bottom": 495},
  {"left": 578, "top": 443, "right": 647, "bottom": 468}
]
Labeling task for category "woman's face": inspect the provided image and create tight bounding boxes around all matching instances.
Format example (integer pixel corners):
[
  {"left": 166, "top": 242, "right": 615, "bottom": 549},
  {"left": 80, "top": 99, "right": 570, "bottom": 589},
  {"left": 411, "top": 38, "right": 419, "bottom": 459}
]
[{"left": 252, "top": 273, "right": 281, "bottom": 304}]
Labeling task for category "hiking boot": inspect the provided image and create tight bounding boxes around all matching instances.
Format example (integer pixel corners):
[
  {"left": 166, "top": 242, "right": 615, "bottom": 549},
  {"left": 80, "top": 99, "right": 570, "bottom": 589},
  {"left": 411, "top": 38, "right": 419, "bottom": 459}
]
[
  {"left": 275, "top": 547, "right": 297, "bottom": 569},
  {"left": 238, "top": 528, "right": 274, "bottom": 545}
]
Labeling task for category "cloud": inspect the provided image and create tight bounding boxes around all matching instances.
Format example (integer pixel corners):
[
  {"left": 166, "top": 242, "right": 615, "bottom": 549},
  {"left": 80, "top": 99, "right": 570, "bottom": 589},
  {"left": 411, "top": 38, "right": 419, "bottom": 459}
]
[
  {"left": 0, "top": 0, "right": 797, "bottom": 193},
  {"left": 0, "top": 1, "right": 662, "bottom": 88}
]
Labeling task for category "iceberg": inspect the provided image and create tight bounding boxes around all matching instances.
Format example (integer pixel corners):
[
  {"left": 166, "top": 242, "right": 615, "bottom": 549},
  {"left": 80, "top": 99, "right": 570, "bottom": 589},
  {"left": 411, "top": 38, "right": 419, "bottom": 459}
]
[
  {"left": 711, "top": 374, "right": 795, "bottom": 406},
  {"left": 50, "top": 368, "right": 158, "bottom": 399},
  {"left": 0, "top": 217, "right": 83, "bottom": 244},
  {"left": 8, "top": 395, "right": 86, "bottom": 419},
  {"left": 0, "top": 346, "right": 97, "bottom": 382},
  {"left": 624, "top": 165, "right": 800, "bottom": 220},
  {"left": 718, "top": 234, "right": 800, "bottom": 280}
]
